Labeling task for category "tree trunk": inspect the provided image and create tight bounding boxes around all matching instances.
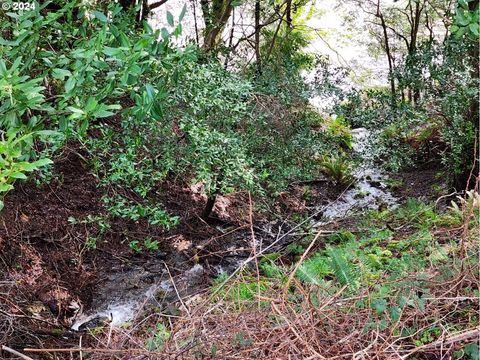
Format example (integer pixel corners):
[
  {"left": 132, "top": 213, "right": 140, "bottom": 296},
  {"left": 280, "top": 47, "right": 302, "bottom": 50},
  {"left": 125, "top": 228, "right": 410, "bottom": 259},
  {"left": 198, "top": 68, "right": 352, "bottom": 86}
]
[
  {"left": 201, "top": 193, "right": 217, "bottom": 220},
  {"left": 376, "top": 4, "right": 396, "bottom": 107},
  {"left": 192, "top": 0, "right": 200, "bottom": 45},
  {"left": 254, "top": 0, "right": 262, "bottom": 76},
  {"left": 286, "top": 0, "right": 292, "bottom": 29},
  {"left": 202, "top": 0, "right": 233, "bottom": 51},
  {"left": 224, "top": 8, "right": 235, "bottom": 68},
  {"left": 407, "top": 0, "right": 424, "bottom": 106},
  {"left": 382, "top": 17, "right": 396, "bottom": 106}
]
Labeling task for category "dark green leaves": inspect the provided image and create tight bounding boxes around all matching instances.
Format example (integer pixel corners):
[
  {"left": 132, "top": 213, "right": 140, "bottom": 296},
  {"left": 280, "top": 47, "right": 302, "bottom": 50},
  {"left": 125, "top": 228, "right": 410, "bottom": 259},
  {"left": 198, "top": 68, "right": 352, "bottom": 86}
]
[
  {"left": 179, "top": 4, "right": 187, "bottom": 21},
  {"left": 167, "top": 11, "right": 174, "bottom": 27},
  {"left": 52, "top": 68, "right": 72, "bottom": 80},
  {"left": 93, "top": 11, "right": 108, "bottom": 23},
  {"left": 64, "top": 77, "right": 76, "bottom": 93},
  {"left": 452, "top": 1, "right": 479, "bottom": 39},
  {"left": 0, "top": 130, "right": 54, "bottom": 211}
]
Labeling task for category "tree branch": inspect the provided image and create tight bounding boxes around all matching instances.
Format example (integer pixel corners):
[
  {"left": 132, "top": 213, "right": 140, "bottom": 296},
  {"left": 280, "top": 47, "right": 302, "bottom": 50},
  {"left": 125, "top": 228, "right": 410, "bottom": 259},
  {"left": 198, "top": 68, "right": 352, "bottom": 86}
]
[{"left": 149, "top": 0, "right": 169, "bottom": 10}]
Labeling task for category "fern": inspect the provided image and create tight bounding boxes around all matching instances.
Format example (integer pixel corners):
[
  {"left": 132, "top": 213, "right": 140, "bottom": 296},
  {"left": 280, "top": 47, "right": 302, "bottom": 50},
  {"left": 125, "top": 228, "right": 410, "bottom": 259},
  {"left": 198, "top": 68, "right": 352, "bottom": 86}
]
[
  {"left": 296, "top": 254, "right": 332, "bottom": 285},
  {"left": 327, "top": 247, "right": 358, "bottom": 288}
]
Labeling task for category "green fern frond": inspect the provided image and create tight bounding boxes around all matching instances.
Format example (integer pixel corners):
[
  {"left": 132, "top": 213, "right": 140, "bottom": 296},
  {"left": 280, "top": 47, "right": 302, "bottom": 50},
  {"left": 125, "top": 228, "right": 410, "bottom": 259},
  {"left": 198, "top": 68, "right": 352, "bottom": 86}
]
[
  {"left": 296, "top": 254, "right": 332, "bottom": 285},
  {"left": 327, "top": 247, "right": 358, "bottom": 288}
]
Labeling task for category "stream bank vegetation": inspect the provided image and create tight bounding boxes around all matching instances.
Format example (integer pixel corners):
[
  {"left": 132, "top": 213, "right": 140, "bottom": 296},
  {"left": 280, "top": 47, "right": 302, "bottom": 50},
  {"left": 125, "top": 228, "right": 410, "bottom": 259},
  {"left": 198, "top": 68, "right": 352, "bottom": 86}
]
[{"left": 0, "top": 0, "right": 478, "bottom": 359}]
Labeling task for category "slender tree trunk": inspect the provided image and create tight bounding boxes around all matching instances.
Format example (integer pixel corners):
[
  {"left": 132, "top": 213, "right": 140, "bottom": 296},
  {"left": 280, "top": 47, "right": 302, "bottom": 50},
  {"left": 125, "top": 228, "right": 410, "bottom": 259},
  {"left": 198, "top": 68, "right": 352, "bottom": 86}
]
[
  {"left": 286, "top": 0, "right": 292, "bottom": 29},
  {"left": 468, "top": 0, "right": 479, "bottom": 130},
  {"left": 254, "top": 0, "right": 262, "bottom": 76},
  {"left": 378, "top": 13, "right": 397, "bottom": 108},
  {"left": 224, "top": 8, "right": 236, "bottom": 68},
  {"left": 376, "top": 2, "right": 396, "bottom": 107},
  {"left": 408, "top": 0, "right": 423, "bottom": 106},
  {"left": 265, "top": 8, "right": 286, "bottom": 62},
  {"left": 192, "top": 0, "right": 200, "bottom": 44}
]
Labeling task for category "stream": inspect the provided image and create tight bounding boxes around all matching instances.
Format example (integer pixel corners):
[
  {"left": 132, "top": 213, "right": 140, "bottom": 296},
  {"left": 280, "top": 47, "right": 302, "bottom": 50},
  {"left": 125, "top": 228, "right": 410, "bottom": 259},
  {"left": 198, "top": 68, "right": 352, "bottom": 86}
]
[
  {"left": 72, "top": 127, "right": 398, "bottom": 331},
  {"left": 315, "top": 127, "right": 398, "bottom": 225}
]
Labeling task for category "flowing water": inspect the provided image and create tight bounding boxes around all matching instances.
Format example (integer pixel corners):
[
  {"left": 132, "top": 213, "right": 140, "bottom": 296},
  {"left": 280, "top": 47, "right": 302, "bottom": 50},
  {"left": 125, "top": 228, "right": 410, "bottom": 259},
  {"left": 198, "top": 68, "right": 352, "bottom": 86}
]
[
  {"left": 314, "top": 127, "right": 398, "bottom": 225},
  {"left": 71, "top": 127, "right": 398, "bottom": 331}
]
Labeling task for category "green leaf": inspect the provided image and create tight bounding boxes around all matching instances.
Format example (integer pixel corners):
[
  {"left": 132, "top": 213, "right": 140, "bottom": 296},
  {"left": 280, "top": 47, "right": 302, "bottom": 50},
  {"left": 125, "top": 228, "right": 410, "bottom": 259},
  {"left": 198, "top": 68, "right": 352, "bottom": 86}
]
[
  {"left": 464, "top": 343, "right": 479, "bottom": 360},
  {"left": 161, "top": 28, "right": 169, "bottom": 40},
  {"left": 455, "top": 26, "right": 467, "bottom": 38},
  {"left": 64, "top": 77, "right": 76, "bottom": 93},
  {"left": 469, "top": 22, "right": 479, "bottom": 36},
  {"left": 34, "top": 158, "right": 53, "bottom": 167},
  {"left": 11, "top": 57, "right": 22, "bottom": 71},
  {"left": 455, "top": 9, "right": 470, "bottom": 26},
  {"left": 103, "top": 46, "right": 122, "bottom": 57},
  {"left": 23, "top": 158, "right": 53, "bottom": 171},
  {"left": 93, "top": 11, "right": 108, "bottom": 23},
  {"left": 35, "top": 130, "right": 61, "bottom": 138},
  {"left": 371, "top": 298, "right": 387, "bottom": 315},
  {"left": 174, "top": 23, "right": 183, "bottom": 37},
  {"left": 0, "top": 184, "right": 14, "bottom": 192},
  {"left": 85, "top": 97, "right": 98, "bottom": 112},
  {"left": 328, "top": 248, "right": 357, "bottom": 287},
  {"left": 0, "top": 59, "right": 7, "bottom": 75},
  {"left": 10, "top": 172, "right": 28, "bottom": 180},
  {"left": 450, "top": 24, "right": 459, "bottom": 33},
  {"left": 67, "top": 107, "right": 85, "bottom": 115},
  {"left": 179, "top": 4, "right": 187, "bottom": 21},
  {"left": 389, "top": 306, "right": 401, "bottom": 322},
  {"left": 106, "top": 104, "right": 122, "bottom": 110},
  {"left": 167, "top": 11, "right": 174, "bottom": 27},
  {"left": 143, "top": 21, "right": 154, "bottom": 34},
  {"left": 145, "top": 84, "right": 156, "bottom": 100},
  {"left": 118, "top": 32, "right": 131, "bottom": 47},
  {"left": 52, "top": 68, "right": 72, "bottom": 80},
  {"left": 94, "top": 109, "right": 114, "bottom": 118}
]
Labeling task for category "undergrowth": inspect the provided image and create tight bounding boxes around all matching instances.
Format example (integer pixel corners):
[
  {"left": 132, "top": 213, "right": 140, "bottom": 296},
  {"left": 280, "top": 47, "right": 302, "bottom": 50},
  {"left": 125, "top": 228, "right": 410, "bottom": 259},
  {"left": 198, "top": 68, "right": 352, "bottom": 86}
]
[{"left": 141, "top": 193, "right": 479, "bottom": 359}]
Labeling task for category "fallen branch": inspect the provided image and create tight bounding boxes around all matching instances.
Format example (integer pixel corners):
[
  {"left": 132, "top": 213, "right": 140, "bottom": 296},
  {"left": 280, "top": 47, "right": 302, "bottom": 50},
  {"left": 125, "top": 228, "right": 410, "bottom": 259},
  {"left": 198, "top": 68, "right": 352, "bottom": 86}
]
[
  {"left": 402, "top": 328, "right": 480, "bottom": 358},
  {"left": 24, "top": 347, "right": 163, "bottom": 355},
  {"left": 2, "top": 345, "right": 34, "bottom": 360}
]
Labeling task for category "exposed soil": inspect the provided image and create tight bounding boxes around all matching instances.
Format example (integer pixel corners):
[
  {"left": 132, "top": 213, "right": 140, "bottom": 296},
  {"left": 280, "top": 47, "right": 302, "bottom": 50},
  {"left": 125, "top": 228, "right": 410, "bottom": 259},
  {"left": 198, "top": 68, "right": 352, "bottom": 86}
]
[
  {"left": 390, "top": 164, "right": 446, "bottom": 201},
  {"left": 0, "top": 145, "right": 105, "bottom": 349}
]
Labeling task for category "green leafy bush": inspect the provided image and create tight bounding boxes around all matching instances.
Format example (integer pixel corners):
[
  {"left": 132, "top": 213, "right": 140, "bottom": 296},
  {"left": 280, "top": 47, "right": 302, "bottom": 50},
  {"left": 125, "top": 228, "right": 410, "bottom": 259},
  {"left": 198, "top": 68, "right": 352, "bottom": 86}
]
[{"left": 0, "top": 129, "right": 53, "bottom": 210}]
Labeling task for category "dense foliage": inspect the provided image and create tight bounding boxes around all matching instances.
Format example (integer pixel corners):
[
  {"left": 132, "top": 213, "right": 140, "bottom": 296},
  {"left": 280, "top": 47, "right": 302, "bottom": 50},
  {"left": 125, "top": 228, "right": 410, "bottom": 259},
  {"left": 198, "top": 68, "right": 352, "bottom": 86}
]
[
  {"left": 0, "top": 0, "right": 478, "bottom": 359},
  {"left": 0, "top": 1, "right": 351, "bottom": 221}
]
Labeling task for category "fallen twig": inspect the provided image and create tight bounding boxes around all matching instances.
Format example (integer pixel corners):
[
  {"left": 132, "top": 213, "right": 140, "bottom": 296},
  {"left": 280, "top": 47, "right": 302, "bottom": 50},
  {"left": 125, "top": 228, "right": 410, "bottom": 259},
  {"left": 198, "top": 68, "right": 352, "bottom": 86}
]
[
  {"left": 401, "top": 328, "right": 480, "bottom": 359},
  {"left": 2, "top": 345, "right": 34, "bottom": 360}
]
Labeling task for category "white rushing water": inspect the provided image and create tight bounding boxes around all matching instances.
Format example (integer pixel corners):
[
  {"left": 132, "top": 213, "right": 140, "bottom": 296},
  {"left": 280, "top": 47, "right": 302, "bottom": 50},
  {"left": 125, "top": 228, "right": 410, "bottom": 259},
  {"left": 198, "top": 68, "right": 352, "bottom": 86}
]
[
  {"left": 315, "top": 127, "right": 398, "bottom": 225},
  {"left": 71, "top": 279, "right": 174, "bottom": 330}
]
